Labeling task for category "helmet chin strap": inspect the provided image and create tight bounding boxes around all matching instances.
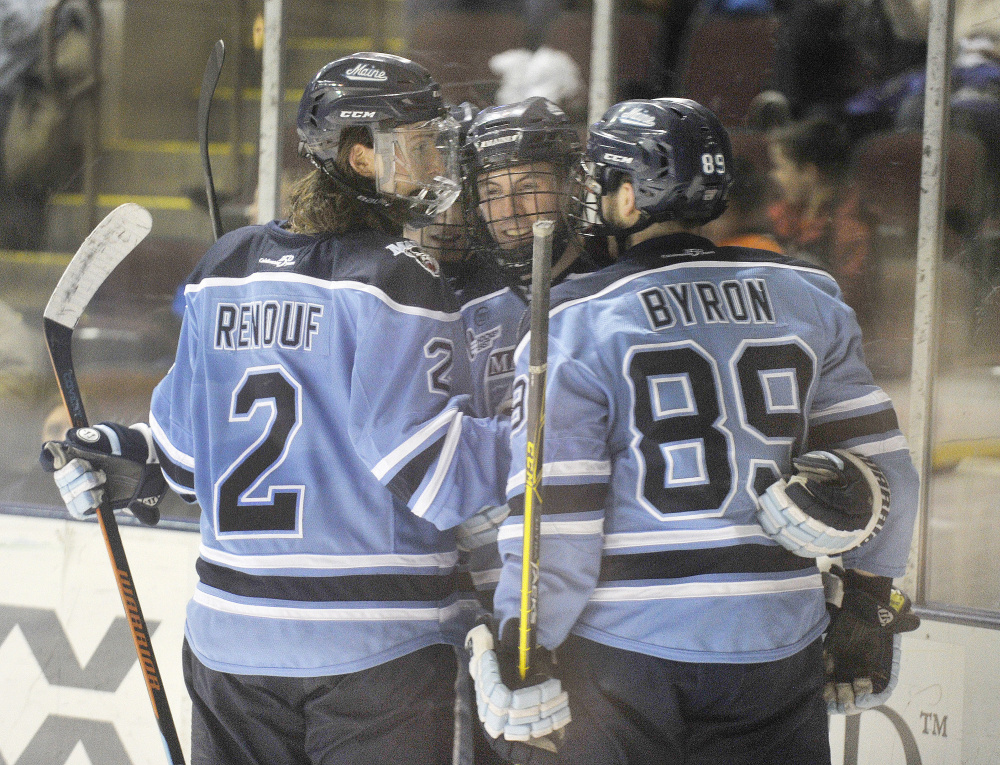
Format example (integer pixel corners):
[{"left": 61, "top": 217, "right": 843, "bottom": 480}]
[{"left": 312, "top": 157, "right": 411, "bottom": 234}]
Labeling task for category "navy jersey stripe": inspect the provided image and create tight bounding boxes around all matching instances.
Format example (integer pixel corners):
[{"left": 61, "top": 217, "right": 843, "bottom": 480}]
[
  {"left": 808, "top": 408, "right": 900, "bottom": 449},
  {"left": 598, "top": 544, "right": 816, "bottom": 583},
  {"left": 508, "top": 483, "right": 608, "bottom": 517},
  {"left": 196, "top": 558, "right": 461, "bottom": 603},
  {"left": 387, "top": 436, "right": 446, "bottom": 505},
  {"left": 154, "top": 442, "right": 194, "bottom": 491}
]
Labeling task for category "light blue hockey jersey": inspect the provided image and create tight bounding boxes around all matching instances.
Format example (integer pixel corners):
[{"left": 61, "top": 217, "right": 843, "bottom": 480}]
[
  {"left": 495, "top": 233, "right": 919, "bottom": 664},
  {"left": 150, "top": 221, "right": 509, "bottom": 676}
]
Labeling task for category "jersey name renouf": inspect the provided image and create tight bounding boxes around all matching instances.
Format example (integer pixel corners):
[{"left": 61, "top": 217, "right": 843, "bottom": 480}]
[
  {"left": 638, "top": 277, "right": 775, "bottom": 329},
  {"left": 215, "top": 300, "right": 324, "bottom": 351}
]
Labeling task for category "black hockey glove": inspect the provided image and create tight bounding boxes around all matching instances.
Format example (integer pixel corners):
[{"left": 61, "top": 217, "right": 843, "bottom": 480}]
[
  {"left": 41, "top": 422, "right": 166, "bottom": 526},
  {"left": 466, "top": 617, "right": 570, "bottom": 764},
  {"left": 822, "top": 566, "right": 920, "bottom": 714}
]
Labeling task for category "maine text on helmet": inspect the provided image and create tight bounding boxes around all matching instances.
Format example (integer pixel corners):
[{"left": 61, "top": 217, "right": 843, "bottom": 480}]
[{"left": 343, "top": 63, "right": 388, "bottom": 81}]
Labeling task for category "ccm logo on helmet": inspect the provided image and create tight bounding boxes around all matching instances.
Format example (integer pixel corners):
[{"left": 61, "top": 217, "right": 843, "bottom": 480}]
[
  {"left": 343, "top": 64, "right": 387, "bottom": 81},
  {"left": 340, "top": 110, "right": 377, "bottom": 119},
  {"left": 603, "top": 153, "right": 633, "bottom": 164}
]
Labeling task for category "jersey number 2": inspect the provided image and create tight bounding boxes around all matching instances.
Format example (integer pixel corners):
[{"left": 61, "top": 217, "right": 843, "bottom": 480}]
[{"left": 216, "top": 365, "right": 303, "bottom": 535}]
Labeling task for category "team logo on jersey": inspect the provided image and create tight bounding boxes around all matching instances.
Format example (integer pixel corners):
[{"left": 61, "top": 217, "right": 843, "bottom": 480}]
[
  {"left": 343, "top": 63, "right": 387, "bottom": 82},
  {"left": 467, "top": 324, "right": 502, "bottom": 359},
  {"left": 386, "top": 240, "right": 440, "bottom": 277},
  {"left": 260, "top": 254, "right": 297, "bottom": 268},
  {"left": 616, "top": 108, "right": 656, "bottom": 127}
]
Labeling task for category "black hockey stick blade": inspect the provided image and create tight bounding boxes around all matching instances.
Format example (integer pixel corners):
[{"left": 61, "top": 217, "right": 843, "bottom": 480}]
[
  {"left": 518, "top": 219, "right": 554, "bottom": 680},
  {"left": 198, "top": 39, "right": 225, "bottom": 241},
  {"left": 43, "top": 204, "right": 186, "bottom": 764}
]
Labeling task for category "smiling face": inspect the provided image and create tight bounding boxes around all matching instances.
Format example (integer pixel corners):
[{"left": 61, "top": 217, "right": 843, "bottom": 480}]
[
  {"left": 476, "top": 161, "right": 562, "bottom": 250},
  {"left": 403, "top": 201, "right": 470, "bottom": 264}
]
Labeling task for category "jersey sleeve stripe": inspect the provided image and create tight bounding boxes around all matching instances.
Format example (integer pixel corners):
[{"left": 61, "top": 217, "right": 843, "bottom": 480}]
[
  {"left": 497, "top": 517, "right": 604, "bottom": 541},
  {"left": 149, "top": 412, "right": 195, "bottom": 468},
  {"left": 153, "top": 442, "right": 195, "bottom": 495},
  {"left": 599, "top": 544, "right": 815, "bottom": 583},
  {"left": 506, "top": 459, "right": 612, "bottom": 496},
  {"left": 508, "top": 483, "right": 609, "bottom": 517},
  {"left": 410, "top": 411, "right": 465, "bottom": 518},
  {"left": 839, "top": 434, "right": 910, "bottom": 456},
  {"left": 196, "top": 558, "right": 459, "bottom": 603},
  {"left": 811, "top": 390, "right": 892, "bottom": 419},
  {"left": 372, "top": 406, "right": 458, "bottom": 481},
  {"left": 807, "top": 408, "right": 899, "bottom": 448}
]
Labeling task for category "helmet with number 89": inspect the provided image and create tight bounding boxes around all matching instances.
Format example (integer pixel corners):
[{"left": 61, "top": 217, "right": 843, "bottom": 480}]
[
  {"left": 585, "top": 97, "right": 732, "bottom": 227},
  {"left": 297, "top": 52, "right": 461, "bottom": 225}
]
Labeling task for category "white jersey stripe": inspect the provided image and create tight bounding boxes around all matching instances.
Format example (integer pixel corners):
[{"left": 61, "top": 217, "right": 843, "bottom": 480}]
[
  {"left": 506, "top": 459, "right": 612, "bottom": 495},
  {"left": 846, "top": 435, "right": 910, "bottom": 456},
  {"left": 811, "top": 390, "right": 892, "bottom": 418},
  {"left": 590, "top": 573, "right": 823, "bottom": 602},
  {"left": 186, "top": 271, "right": 463, "bottom": 322},
  {"left": 602, "top": 525, "right": 773, "bottom": 550},
  {"left": 498, "top": 518, "right": 604, "bottom": 541},
  {"left": 411, "top": 411, "right": 465, "bottom": 518},
  {"left": 199, "top": 544, "right": 458, "bottom": 571},
  {"left": 372, "top": 406, "right": 459, "bottom": 481},
  {"left": 149, "top": 412, "right": 195, "bottom": 468},
  {"left": 193, "top": 588, "right": 457, "bottom": 621}
]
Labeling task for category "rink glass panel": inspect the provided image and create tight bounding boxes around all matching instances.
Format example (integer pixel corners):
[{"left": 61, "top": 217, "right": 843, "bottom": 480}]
[{"left": 0, "top": 0, "right": 998, "bottom": 616}]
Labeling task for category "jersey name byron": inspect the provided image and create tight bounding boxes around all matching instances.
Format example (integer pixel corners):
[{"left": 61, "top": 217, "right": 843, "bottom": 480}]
[
  {"left": 638, "top": 277, "right": 775, "bottom": 329},
  {"left": 214, "top": 300, "right": 324, "bottom": 351}
]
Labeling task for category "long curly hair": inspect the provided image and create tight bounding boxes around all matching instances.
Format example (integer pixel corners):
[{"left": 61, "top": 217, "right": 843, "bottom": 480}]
[{"left": 286, "top": 126, "right": 388, "bottom": 235}]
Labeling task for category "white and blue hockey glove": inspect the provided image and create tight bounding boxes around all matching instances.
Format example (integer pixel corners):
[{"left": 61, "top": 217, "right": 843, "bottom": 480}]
[
  {"left": 822, "top": 566, "right": 920, "bottom": 714},
  {"left": 455, "top": 504, "right": 511, "bottom": 553},
  {"left": 757, "top": 449, "right": 890, "bottom": 557},
  {"left": 40, "top": 422, "right": 166, "bottom": 526},
  {"left": 466, "top": 620, "right": 570, "bottom": 765}
]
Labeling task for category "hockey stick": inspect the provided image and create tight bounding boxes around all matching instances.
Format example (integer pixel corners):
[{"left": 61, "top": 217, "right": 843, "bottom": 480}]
[
  {"left": 518, "top": 219, "right": 554, "bottom": 680},
  {"left": 198, "top": 39, "right": 225, "bottom": 241},
  {"left": 43, "top": 204, "right": 186, "bottom": 765}
]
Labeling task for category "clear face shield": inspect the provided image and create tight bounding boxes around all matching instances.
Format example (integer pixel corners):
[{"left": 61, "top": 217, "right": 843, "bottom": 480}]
[{"left": 373, "top": 116, "right": 462, "bottom": 225}]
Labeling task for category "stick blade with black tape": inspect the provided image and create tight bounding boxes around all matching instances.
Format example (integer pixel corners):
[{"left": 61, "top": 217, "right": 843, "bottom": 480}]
[{"left": 519, "top": 219, "right": 554, "bottom": 681}]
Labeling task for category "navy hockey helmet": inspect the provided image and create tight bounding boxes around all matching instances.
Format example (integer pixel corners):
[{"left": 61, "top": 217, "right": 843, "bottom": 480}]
[
  {"left": 586, "top": 97, "right": 732, "bottom": 227},
  {"left": 462, "top": 97, "right": 582, "bottom": 281},
  {"left": 297, "top": 52, "right": 461, "bottom": 223}
]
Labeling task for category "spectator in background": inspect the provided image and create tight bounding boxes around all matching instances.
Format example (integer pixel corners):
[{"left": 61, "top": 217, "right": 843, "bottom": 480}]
[
  {"left": 767, "top": 117, "right": 878, "bottom": 329},
  {"left": 701, "top": 154, "right": 783, "bottom": 252},
  {"left": 0, "top": 0, "right": 100, "bottom": 250}
]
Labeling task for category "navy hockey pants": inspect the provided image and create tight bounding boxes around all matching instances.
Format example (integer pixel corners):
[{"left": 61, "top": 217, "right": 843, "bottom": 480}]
[
  {"left": 182, "top": 639, "right": 456, "bottom": 764},
  {"left": 554, "top": 635, "right": 831, "bottom": 765}
]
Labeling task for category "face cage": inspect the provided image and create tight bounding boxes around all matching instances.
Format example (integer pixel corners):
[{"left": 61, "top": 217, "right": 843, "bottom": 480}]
[
  {"left": 372, "top": 116, "right": 462, "bottom": 225},
  {"left": 471, "top": 161, "right": 574, "bottom": 281}
]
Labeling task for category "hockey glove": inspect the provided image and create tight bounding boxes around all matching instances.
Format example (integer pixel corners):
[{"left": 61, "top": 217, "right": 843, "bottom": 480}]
[
  {"left": 40, "top": 422, "right": 166, "bottom": 526},
  {"left": 758, "top": 449, "right": 890, "bottom": 557},
  {"left": 822, "top": 566, "right": 920, "bottom": 714},
  {"left": 455, "top": 504, "right": 511, "bottom": 553},
  {"left": 466, "top": 619, "right": 570, "bottom": 765}
]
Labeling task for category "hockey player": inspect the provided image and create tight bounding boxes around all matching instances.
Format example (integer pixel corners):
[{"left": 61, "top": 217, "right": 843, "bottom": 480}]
[
  {"left": 403, "top": 101, "right": 478, "bottom": 291},
  {"left": 41, "top": 53, "right": 512, "bottom": 765},
  {"left": 468, "top": 97, "right": 921, "bottom": 764}
]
